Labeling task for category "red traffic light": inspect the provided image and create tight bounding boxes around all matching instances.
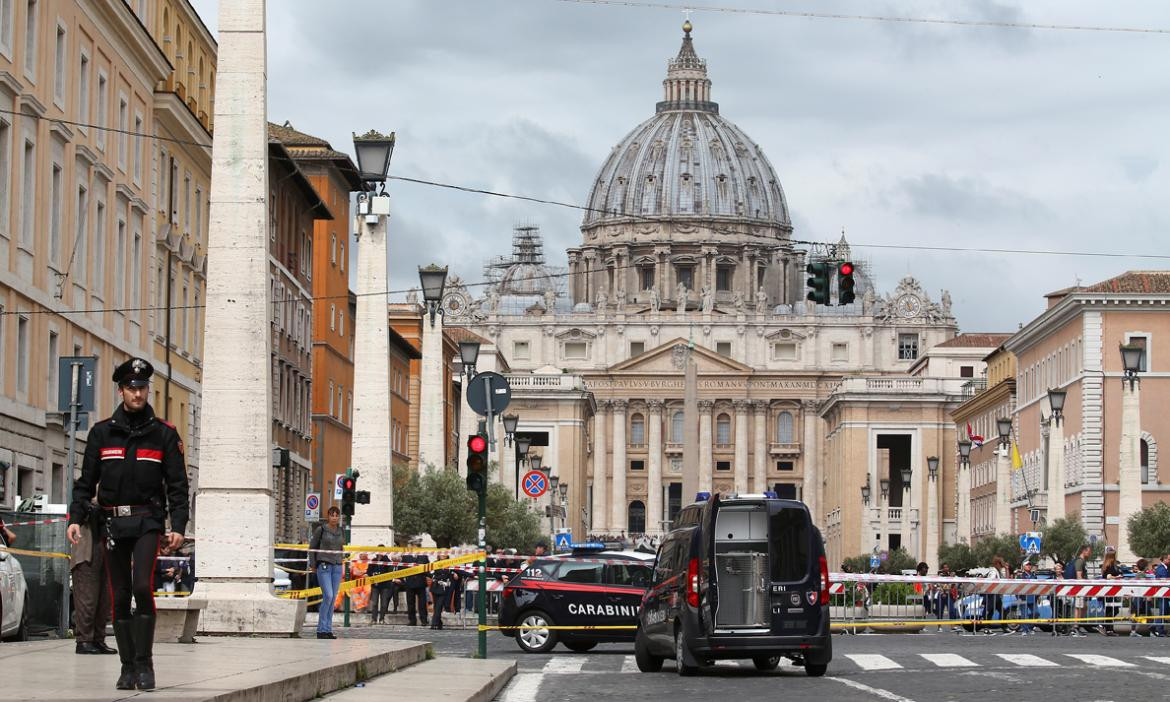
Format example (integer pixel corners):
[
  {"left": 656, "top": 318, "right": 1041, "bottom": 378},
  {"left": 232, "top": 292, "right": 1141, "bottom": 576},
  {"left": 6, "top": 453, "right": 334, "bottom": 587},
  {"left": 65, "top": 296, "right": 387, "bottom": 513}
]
[
  {"left": 468, "top": 435, "right": 488, "bottom": 453},
  {"left": 342, "top": 478, "right": 355, "bottom": 490},
  {"left": 838, "top": 262, "right": 854, "bottom": 276}
]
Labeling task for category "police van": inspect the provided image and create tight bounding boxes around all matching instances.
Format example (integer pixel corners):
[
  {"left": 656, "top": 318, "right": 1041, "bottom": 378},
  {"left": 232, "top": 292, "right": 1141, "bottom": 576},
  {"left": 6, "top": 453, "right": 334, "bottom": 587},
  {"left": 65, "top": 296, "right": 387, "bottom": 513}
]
[
  {"left": 635, "top": 492, "right": 832, "bottom": 676},
  {"left": 499, "top": 545, "right": 654, "bottom": 653}
]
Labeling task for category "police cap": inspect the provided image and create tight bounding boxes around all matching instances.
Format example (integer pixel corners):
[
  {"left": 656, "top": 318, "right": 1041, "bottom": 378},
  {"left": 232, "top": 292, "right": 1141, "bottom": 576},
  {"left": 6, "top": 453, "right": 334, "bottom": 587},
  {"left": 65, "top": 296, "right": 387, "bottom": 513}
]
[{"left": 113, "top": 358, "right": 154, "bottom": 387}]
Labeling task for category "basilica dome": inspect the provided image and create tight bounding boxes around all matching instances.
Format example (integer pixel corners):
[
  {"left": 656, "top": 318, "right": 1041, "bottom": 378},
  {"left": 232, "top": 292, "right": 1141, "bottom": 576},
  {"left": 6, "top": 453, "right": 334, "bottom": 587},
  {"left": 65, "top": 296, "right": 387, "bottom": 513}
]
[{"left": 582, "top": 23, "right": 791, "bottom": 235}]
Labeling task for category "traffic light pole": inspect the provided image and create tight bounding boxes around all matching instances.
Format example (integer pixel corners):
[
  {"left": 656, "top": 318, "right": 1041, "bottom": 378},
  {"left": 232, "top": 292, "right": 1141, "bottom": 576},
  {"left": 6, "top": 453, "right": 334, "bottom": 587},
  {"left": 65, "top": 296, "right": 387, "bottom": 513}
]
[{"left": 477, "top": 487, "right": 487, "bottom": 659}]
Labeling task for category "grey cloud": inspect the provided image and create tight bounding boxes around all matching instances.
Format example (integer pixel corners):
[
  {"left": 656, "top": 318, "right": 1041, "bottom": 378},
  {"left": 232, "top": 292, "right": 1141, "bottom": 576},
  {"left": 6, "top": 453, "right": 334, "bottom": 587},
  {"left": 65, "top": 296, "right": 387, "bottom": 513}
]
[{"left": 897, "top": 173, "right": 1047, "bottom": 221}]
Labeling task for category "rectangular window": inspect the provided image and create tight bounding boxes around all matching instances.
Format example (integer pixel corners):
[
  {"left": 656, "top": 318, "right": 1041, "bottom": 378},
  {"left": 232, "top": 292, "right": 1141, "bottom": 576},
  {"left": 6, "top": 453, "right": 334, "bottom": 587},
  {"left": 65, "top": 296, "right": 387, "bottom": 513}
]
[
  {"left": 92, "top": 199, "right": 104, "bottom": 296},
  {"left": 0, "top": 0, "right": 14, "bottom": 58},
  {"left": 115, "top": 220, "right": 125, "bottom": 305},
  {"left": 340, "top": 242, "right": 345, "bottom": 272},
  {"left": 330, "top": 234, "right": 336, "bottom": 263},
  {"left": 23, "top": 0, "right": 36, "bottom": 80},
  {"left": 338, "top": 309, "right": 344, "bottom": 337},
  {"left": 715, "top": 265, "right": 732, "bottom": 291},
  {"left": 180, "top": 284, "right": 188, "bottom": 349},
  {"left": 48, "top": 163, "right": 61, "bottom": 264},
  {"left": 0, "top": 119, "right": 9, "bottom": 234},
  {"left": 769, "top": 508, "right": 810, "bottom": 582},
  {"left": 20, "top": 139, "right": 34, "bottom": 246},
  {"left": 194, "top": 188, "right": 202, "bottom": 236},
  {"left": 95, "top": 72, "right": 107, "bottom": 150},
  {"left": 130, "top": 229, "right": 140, "bottom": 303},
  {"left": 640, "top": 267, "right": 654, "bottom": 290},
  {"left": 898, "top": 333, "right": 919, "bottom": 361},
  {"left": 630, "top": 460, "right": 645, "bottom": 472},
  {"left": 777, "top": 461, "right": 795, "bottom": 472},
  {"left": 1126, "top": 334, "right": 1150, "bottom": 372},
  {"left": 347, "top": 392, "right": 352, "bottom": 424},
  {"left": 831, "top": 342, "right": 848, "bottom": 362},
  {"left": 676, "top": 266, "right": 694, "bottom": 290},
  {"left": 183, "top": 174, "right": 190, "bottom": 231},
  {"left": 74, "top": 185, "right": 87, "bottom": 285},
  {"left": 716, "top": 341, "right": 731, "bottom": 357},
  {"left": 16, "top": 316, "right": 29, "bottom": 394},
  {"left": 715, "top": 460, "right": 731, "bottom": 472},
  {"left": 328, "top": 380, "right": 334, "bottom": 415},
  {"left": 117, "top": 96, "right": 127, "bottom": 170},
  {"left": 47, "top": 329, "right": 57, "bottom": 404},
  {"left": 772, "top": 342, "right": 796, "bottom": 361},
  {"left": 77, "top": 51, "right": 89, "bottom": 126},
  {"left": 960, "top": 365, "right": 975, "bottom": 378},
  {"left": 629, "top": 341, "right": 644, "bottom": 357},
  {"left": 337, "top": 385, "right": 343, "bottom": 420},
  {"left": 513, "top": 341, "right": 530, "bottom": 360},
  {"left": 564, "top": 341, "right": 588, "bottom": 359},
  {"left": 52, "top": 22, "right": 64, "bottom": 104},
  {"left": 132, "top": 114, "right": 143, "bottom": 183},
  {"left": 329, "top": 303, "right": 335, "bottom": 331}
]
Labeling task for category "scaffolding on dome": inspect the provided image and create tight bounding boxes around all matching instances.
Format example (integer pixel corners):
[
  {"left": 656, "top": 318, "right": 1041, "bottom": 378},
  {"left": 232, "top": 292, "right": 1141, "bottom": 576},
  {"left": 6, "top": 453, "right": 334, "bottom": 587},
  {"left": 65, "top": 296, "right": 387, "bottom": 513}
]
[{"left": 480, "top": 224, "right": 569, "bottom": 310}]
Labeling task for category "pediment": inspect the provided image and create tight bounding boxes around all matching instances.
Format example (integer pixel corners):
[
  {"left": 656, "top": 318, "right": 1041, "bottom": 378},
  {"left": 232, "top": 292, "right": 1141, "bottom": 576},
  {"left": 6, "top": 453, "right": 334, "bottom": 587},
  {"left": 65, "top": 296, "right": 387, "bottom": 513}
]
[
  {"left": 764, "top": 327, "right": 808, "bottom": 341},
  {"left": 555, "top": 327, "right": 597, "bottom": 341},
  {"left": 608, "top": 337, "right": 754, "bottom": 373}
]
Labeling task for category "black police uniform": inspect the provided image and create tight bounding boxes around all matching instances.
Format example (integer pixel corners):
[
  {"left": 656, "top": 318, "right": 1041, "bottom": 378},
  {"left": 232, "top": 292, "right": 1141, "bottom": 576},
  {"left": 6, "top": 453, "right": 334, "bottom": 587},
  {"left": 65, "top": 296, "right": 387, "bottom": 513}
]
[
  {"left": 69, "top": 358, "right": 189, "bottom": 692},
  {"left": 429, "top": 568, "right": 454, "bottom": 630},
  {"left": 404, "top": 554, "right": 429, "bottom": 626}
]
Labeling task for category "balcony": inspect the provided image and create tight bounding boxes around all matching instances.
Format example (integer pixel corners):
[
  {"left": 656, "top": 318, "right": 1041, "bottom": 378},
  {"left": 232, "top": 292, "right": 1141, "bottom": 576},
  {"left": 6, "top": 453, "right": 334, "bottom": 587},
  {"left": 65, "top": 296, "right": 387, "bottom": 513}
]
[
  {"left": 504, "top": 374, "right": 585, "bottom": 392},
  {"left": 769, "top": 442, "right": 801, "bottom": 456},
  {"left": 961, "top": 378, "right": 988, "bottom": 399},
  {"left": 665, "top": 441, "right": 684, "bottom": 455},
  {"left": 830, "top": 377, "right": 969, "bottom": 396}
]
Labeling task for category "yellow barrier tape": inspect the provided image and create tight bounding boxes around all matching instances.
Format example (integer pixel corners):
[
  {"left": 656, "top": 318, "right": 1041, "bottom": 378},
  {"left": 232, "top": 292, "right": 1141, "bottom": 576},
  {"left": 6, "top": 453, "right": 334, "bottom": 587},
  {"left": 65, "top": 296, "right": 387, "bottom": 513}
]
[
  {"left": 0, "top": 545, "right": 70, "bottom": 559},
  {"left": 275, "top": 543, "right": 466, "bottom": 553},
  {"left": 832, "top": 614, "right": 1170, "bottom": 628},
  {"left": 153, "top": 591, "right": 193, "bottom": 597},
  {"left": 277, "top": 551, "right": 485, "bottom": 600},
  {"left": 275, "top": 564, "right": 313, "bottom": 575}
]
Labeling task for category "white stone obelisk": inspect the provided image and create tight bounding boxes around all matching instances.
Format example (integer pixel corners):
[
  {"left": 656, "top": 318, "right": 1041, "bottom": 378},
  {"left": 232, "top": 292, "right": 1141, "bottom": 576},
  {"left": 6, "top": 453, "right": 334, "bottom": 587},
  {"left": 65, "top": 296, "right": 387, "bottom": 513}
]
[
  {"left": 418, "top": 309, "right": 446, "bottom": 470},
  {"left": 1117, "top": 379, "right": 1142, "bottom": 562},
  {"left": 1047, "top": 411, "right": 1066, "bottom": 523},
  {"left": 996, "top": 443, "right": 1013, "bottom": 535},
  {"left": 350, "top": 205, "right": 394, "bottom": 546},
  {"left": 194, "top": 0, "right": 305, "bottom": 634},
  {"left": 926, "top": 472, "right": 939, "bottom": 566}
]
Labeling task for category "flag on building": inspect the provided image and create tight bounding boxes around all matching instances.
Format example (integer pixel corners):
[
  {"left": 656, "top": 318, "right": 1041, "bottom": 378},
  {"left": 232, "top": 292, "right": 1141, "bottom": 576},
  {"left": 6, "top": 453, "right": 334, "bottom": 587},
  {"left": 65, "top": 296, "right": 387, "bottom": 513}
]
[
  {"left": 1011, "top": 442, "right": 1023, "bottom": 470},
  {"left": 966, "top": 422, "right": 985, "bottom": 447}
]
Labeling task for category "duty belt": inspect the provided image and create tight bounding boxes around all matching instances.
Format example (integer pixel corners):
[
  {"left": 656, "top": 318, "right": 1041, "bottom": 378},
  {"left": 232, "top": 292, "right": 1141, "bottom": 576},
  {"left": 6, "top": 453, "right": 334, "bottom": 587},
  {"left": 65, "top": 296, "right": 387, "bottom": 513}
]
[{"left": 101, "top": 505, "right": 154, "bottom": 518}]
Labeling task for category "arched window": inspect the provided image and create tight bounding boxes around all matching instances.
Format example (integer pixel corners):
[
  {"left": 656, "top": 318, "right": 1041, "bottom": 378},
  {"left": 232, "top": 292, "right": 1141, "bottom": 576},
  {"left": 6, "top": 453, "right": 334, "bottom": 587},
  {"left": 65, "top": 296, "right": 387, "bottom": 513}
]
[
  {"left": 1142, "top": 439, "right": 1151, "bottom": 484},
  {"left": 776, "top": 411, "right": 794, "bottom": 444},
  {"left": 716, "top": 413, "right": 731, "bottom": 444},
  {"left": 628, "top": 500, "right": 646, "bottom": 535},
  {"left": 671, "top": 411, "right": 684, "bottom": 443},
  {"left": 630, "top": 413, "right": 645, "bottom": 445}
]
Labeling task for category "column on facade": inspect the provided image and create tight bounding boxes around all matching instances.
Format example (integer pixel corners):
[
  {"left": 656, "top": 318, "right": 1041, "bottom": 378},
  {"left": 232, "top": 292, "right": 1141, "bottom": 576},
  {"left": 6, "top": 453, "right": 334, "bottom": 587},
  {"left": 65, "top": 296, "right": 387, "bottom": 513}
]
[
  {"left": 733, "top": 400, "right": 749, "bottom": 493},
  {"left": 1118, "top": 378, "right": 1142, "bottom": 562},
  {"left": 957, "top": 463, "right": 971, "bottom": 544},
  {"left": 801, "top": 400, "right": 819, "bottom": 518},
  {"left": 647, "top": 400, "right": 664, "bottom": 534},
  {"left": 995, "top": 442, "right": 1012, "bottom": 535},
  {"left": 592, "top": 402, "right": 609, "bottom": 533},
  {"left": 1047, "top": 413, "right": 1066, "bottom": 523},
  {"left": 698, "top": 400, "right": 714, "bottom": 492},
  {"left": 752, "top": 400, "right": 768, "bottom": 492},
  {"left": 418, "top": 313, "right": 446, "bottom": 469},
  {"left": 610, "top": 400, "right": 629, "bottom": 532}
]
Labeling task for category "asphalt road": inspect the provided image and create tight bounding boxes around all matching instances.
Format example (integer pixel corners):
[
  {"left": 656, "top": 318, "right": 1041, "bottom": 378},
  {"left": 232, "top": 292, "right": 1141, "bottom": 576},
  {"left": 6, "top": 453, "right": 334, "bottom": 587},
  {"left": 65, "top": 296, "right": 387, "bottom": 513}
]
[{"left": 311, "top": 622, "right": 1170, "bottom": 701}]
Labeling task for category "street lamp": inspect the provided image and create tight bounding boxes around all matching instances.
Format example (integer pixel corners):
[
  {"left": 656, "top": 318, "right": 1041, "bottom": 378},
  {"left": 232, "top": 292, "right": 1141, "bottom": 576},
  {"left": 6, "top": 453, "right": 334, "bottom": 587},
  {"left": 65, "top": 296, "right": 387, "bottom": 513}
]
[
  {"left": 900, "top": 465, "right": 912, "bottom": 490},
  {"left": 927, "top": 456, "right": 939, "bottom": 481},
  {"left": 1047, "top": 387, "right": 1067, "bottom": 425},
  {"left": 996, "top": 417, "right": 1013, "bottom": 448},
  {"left": 459, "top": 340, "right": 481, "bottom": 379},
  {"left": 559, "top": 482, "right": 569, "bottom": 502},
  {"left": 1120, "top": 343, "right": 1144, "bottom": 388},
  {"left": 529, "top": 453, "right": 543, "bottom": 474},
  {"left": 957, "top": 438, "right": 972, "bottom": 468},
  {"left": 879, "top": 478, "right": 890, "bottom": 499},
  {"left": 514, "top": 435, "right": 531, "bottom": 500},
  {"left": 418, "top": 264, "right": 448, "bottom": 327},
  {"left": 861, "top": 483, "right": 871, "bottom": 505},
  {"left": 352, "top": 129, "right": 396, "bottom": 191},
  {"left": 501, "top": 413, "right": 518, "bottom": 446}
]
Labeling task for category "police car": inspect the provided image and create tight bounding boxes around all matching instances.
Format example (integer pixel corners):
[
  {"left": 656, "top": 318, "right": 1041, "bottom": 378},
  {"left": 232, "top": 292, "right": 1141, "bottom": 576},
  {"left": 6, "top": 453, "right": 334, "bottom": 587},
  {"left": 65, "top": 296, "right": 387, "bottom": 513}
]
[
  {"left": 0, "top": 524, "right": 29, "bottom": 641},
  {"left": 499, "top": 544, "right": 654, "bottom": 653}
]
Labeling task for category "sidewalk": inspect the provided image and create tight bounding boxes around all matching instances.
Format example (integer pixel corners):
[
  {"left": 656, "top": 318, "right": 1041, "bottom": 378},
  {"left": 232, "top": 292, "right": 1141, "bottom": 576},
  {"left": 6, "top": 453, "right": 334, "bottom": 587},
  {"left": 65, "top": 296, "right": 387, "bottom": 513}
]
[{"left": 0, "top": 637, "right": 426, "bottom": 702}]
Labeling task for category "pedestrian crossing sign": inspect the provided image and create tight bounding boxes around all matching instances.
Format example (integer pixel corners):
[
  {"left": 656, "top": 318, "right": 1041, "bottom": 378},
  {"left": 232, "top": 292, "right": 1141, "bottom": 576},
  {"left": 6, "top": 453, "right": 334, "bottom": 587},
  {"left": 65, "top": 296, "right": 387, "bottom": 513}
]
[{"left": 555, "top": 532, "right": 572, "bottom": 552}]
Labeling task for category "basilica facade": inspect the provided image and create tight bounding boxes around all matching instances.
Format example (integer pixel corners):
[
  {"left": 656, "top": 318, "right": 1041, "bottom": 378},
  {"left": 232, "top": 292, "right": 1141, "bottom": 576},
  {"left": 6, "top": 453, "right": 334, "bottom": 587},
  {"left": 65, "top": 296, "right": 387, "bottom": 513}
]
[{"left": 445, "top": 23, "right": 973, "bottom": 567}]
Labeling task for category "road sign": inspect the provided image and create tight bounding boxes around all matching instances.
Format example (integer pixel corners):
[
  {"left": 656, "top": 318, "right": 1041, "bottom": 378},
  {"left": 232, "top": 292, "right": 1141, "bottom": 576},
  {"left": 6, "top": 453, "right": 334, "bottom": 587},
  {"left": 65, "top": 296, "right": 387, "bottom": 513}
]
[
  {"left": 305, "top": 492, "right": 320, "bottom": 521},
  {"left": 869, "top": 555, "right": 880, "bottom": 570},
  {"left": 466, "top": 371, "right": 512, "bottom": 416},
  {"left": 1020, "top": 531, "right": 1042, "bottom": 555},
  {"left": 554, "top": 531, "right": 572, "bottom": 552},
  {"left": 334, "top": 474, "right": 346, "bottom": 500},
  {"left": 57, "top": 356, "right": 97, "bottom": 413},
  {"left": 522, "top": 470, "right": 548, "bottom": 498}
]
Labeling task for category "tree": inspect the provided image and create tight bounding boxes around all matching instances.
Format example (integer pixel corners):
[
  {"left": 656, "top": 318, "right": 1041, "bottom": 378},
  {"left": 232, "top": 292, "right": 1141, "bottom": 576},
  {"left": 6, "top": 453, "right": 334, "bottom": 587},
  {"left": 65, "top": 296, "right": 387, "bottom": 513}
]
[
  {"left": 1128, "top": 502, "right": 1170, "bottom": 559},
  {"left": 972, "top": 533, "right": 1024, "bottom": 571},
  {"left": 1042, "top": 517, "right": 1093, "bottom": 567},
  {"left": 418, "top": 467, "right": 478, "bottom": 547},
  {"left": 485, "top": 483, "right": 544, "bottom": 552},
  {"left": 840, "top": 547, "right": 916, "bottom": 575},
  {"left": 936, "top": 542, "right": 978, "bottom": 573}
]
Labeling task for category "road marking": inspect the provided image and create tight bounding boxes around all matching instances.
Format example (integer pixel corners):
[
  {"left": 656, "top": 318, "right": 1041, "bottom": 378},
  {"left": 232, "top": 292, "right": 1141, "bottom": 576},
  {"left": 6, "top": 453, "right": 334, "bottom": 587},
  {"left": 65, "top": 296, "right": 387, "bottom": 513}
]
[
  {"left": 620, "top": 656, "right": 640, "bottom": 673},
  {"left": 920, "top": 653, "right": 977, "bottom": 668},
  {"left": 1144, "top": 657, "right": 1170, "bottom": 666},
  {"left": 499, "top": 672, "right": 543, "bottom": 702},
  {"left": 829, "top": 677, "right": 918, "bottom": 702},
  {"left": 1065, "top": 654, "right": 1135, "bottom": 667},
  {"left": 845, "top": 654, "right": 902, "bottom": 670},
  {"left": 543, "top": 657, "right": 587, "bottom": 674},
  {"left": 995, "top": 653, "right": 1059, "bottom": 667}
]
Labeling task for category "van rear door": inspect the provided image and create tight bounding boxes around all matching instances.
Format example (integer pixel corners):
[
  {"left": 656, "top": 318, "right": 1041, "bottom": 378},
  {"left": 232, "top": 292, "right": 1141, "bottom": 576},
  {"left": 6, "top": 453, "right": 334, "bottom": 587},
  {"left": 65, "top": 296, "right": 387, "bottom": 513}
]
[
  {"left": 698, "top": 494, "right": 720, "bottom": 632},
  {"left": 767, "top": 504, "right": 822, "bottom": 635}
]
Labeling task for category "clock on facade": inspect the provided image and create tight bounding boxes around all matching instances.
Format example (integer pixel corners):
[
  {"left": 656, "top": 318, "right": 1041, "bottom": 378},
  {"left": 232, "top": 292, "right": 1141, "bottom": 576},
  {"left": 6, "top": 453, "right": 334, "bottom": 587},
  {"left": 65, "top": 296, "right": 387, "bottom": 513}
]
[{"left": 895, "top": 294, "right": 922, "bottom": 318}]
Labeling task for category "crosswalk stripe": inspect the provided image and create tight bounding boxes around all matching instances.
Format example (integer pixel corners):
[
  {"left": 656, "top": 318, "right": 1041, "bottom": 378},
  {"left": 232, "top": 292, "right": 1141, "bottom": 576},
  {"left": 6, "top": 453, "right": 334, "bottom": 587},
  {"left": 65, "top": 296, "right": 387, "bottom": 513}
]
[
  {"left": 1143, "top": 656, "right": 1170, "bottom": 666},
  {"left": 620, "top": 656, "right": 640, "bottom": 673},
  {"left": 543, "top": 657, "right": 586, "bottom": 674},
  {"left": 845, "top": 654, "right": 902, "bottom": 670},
  {"left": 1065, "top": 654, "right": 1134, "bottom": 668},
  {"left": 995, "top": 654, "right": 1059, "bottom": 667},
  {"left": 499, "top": 673, "right": 543, "bottom": 702},
  {"left": 920, "top": 653, "right": 977, "bottom": 668}
]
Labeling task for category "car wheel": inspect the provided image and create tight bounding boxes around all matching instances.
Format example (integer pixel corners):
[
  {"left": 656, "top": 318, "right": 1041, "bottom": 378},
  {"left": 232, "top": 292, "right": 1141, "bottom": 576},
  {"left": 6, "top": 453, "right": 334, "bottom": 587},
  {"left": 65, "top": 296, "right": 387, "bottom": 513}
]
[
  {"left": 805, "top": 663, "right": 828, "bottom": 677},
  {"left": 675, "top": 628, "right": 698, "bottom": 677},
  {"left": 564, "top": 640, "right": 597, "bottom": 653},
  {"left": 753, "top": 656, "right": 781, "bottom": 671},
  {"left": 634, "top": 629, "right": 663, "bottom": 672},
  {"left": 15, "top": 596, "right": 29, "bottom": 641},
  {"left": 516, "top": 610, "right": 558, "bottom": 653}
]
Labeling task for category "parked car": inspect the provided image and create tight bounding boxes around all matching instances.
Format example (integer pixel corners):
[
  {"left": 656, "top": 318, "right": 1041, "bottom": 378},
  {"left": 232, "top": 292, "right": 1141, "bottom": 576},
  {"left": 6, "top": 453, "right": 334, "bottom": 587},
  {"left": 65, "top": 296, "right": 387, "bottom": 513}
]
[{"left": 0, "top": 529, "right": 29, "bottom": 641}]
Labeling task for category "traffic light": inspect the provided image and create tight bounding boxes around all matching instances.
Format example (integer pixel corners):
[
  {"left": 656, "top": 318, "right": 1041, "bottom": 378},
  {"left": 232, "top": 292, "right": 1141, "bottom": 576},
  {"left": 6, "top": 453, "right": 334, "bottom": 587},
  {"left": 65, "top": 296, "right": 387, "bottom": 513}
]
[
  {"left": 466, "top": 433, "right": 489, "bottom": 494},
  {"left": 341, "top": 473, "right": 358, "bottom": 516},
  {"left": 806, "top": 261, "right": 832, "bottom": 305},
  {"left": 837, "top": 261, "right": 856, "bottom": 306}
]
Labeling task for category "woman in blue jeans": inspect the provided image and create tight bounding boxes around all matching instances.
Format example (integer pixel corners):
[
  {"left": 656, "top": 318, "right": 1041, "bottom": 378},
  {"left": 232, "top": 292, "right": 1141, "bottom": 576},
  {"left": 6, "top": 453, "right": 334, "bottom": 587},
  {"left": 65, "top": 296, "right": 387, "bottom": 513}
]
[{"left": 309, "top": 507, "right": 346, "bottom": 639}]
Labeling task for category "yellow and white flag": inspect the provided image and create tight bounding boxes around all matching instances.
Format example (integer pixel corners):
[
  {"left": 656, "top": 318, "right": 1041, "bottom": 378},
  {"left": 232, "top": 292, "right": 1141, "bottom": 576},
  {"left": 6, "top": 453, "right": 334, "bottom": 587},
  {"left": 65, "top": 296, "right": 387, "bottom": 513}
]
[{"left": 1011, "top": 442, "right": 1023, "bottom": 470}]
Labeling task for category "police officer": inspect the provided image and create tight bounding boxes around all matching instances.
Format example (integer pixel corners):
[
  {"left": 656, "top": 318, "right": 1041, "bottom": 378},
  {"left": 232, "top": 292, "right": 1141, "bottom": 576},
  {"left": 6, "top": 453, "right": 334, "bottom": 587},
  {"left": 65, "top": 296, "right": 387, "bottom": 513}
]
[{"left": 68, "top": 358, "right": 189, "bottom": 691}]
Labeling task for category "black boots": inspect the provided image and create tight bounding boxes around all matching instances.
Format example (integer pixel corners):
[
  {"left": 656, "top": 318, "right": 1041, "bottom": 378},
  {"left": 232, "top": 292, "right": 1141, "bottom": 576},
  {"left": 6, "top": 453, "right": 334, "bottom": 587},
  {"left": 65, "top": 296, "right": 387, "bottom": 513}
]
[
  {"left": 132, "top": 614, "right": 156, "bottom": 690},
  {"left": 112, "top": 620, "right": 136, "bottom": 690}
]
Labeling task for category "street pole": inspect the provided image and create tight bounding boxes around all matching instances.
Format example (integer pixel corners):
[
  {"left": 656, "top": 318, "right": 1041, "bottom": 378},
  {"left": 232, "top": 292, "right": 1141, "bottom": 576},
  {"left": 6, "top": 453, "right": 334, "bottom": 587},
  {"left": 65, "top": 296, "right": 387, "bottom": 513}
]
[
  {"left": 343, "top": 466, "right": 352, "bottom": 628},
  {"left": 477, "top": 486, "right": 487, "bottom": 659},
  {"left": 59, "top": 362, "right": 81, "bottom": 638}
]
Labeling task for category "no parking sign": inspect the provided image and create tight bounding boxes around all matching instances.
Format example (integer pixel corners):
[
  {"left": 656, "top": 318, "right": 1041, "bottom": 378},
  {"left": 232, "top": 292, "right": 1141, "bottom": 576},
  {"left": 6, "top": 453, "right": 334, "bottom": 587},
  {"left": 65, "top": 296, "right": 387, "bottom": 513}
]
[
  {"left": 522, "top": 470, "right": 548, "bottom": 499},
  {"left": 305, "top": 492, "right": 320, "bottom": 521}
]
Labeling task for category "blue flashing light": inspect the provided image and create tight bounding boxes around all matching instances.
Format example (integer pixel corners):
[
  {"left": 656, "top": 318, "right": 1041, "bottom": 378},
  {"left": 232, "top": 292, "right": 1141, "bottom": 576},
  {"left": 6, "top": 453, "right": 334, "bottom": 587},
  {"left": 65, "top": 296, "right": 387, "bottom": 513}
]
[
  {"left": 762, "top": 491, "right": 779, "bottom": 499},
  {"left": 695, "top": 491, "right": 712, "bottom": 502},
  {"left": 569, "top": 542, "right": 606, "bottom": 551}
]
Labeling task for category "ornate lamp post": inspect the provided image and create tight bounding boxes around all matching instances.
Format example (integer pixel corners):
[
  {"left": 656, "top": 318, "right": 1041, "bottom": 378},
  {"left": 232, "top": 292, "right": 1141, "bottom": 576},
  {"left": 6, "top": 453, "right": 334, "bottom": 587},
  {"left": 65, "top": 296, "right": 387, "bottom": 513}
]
[
  {"left": 1118, "top": 343, "right": 1145, "bottom": 561},
  {"left": 417, "top": 264, "right": 449, "bottom": 469},
  {"left": 994, "top": 417, "right": 1013, "bottom": 535},
  {"left": 899, "top": 465, "right": 912, "bottom": 556},
  {"left": 1046, "top": 387, "right": 1067, "bottom": 523},
  {"left": 926, "top": 455, "right": 939, "bottom": 564},
  {"left": 957, "top": 438, "right": 972, "bottom": 544}
]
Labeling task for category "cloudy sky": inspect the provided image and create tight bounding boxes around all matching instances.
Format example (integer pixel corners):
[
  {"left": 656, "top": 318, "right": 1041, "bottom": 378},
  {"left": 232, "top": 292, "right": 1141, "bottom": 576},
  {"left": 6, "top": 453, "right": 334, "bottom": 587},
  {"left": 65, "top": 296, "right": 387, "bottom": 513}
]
[{"left": 190, "top": 0, "right": 1170, "bottom": 332}]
